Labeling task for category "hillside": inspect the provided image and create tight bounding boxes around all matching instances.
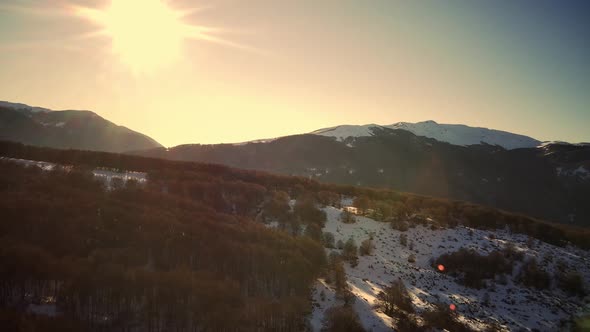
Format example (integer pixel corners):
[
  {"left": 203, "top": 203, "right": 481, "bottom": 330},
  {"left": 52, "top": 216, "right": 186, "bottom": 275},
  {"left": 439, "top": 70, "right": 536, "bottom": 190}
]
[
  {"left": 0, "top": 101, "right": 162, "bottom": 153},
  {"left": 133, "top": 129, "right": 590, "bottom": 226},
  {"left": 308, "top": 206, "right": 589, "bottom": 331},
  {"left": 1, "top": 141, "right": 589, "bottom": 331}
]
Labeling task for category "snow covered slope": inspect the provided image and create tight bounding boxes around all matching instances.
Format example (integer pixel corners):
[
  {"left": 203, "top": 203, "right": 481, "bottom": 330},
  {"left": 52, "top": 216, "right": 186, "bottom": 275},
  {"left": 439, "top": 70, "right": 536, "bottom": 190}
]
[
  {"left": 308, "top": 204, "right": 590, "bottom": 332},
  {"left": 312, "top": 121, "right": 541, "bottom": 150},
  {"left": 310, "top": 124, "right": 380, "bottom": 142}
]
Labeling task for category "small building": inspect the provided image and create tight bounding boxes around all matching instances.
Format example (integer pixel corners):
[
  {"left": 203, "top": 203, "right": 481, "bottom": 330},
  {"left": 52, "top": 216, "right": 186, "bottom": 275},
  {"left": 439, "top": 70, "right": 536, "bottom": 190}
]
[{"left": 343, "top": 206, "right": 358, "bottom": 214}]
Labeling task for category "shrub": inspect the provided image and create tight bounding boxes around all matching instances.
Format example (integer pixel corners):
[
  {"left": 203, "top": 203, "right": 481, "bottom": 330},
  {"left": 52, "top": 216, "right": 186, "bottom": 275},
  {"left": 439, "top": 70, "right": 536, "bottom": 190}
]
[
  {"left": 322, "top": 306, "right": 366, "bottom": 332},
  {"left": 342, "top": 238, "right": 358, "bottom": 266},
  {"left": 323, "top": 232, "right": 335, "bottom": 248},
  {"left": 518, "top": 258, "right": 551, "bottom": 290},
  {"left": 391, "top": 219, "right": 409, "bottom": 231},
  {"left": 558, "top": 271, "right": 586, "bottom": 296},
  {"left": 377, "top": 278, "right": 414, "bottom": 315},
  {"left": 434, "top": 248, "right": 513, "bottom": 289},
  {"left": 422, "top": 303, "right": 474, "bottom": 332},
  {"left": 340, "top": 210, "right": 357, "bottom": 224},
  {"left": 359, "top": 239, "right": 374, "bottom": 256},
  {"left": 502, "top": 242, "right": 524, "bottom": 261},
  {"left": 400, "top": 234, "right": 408, "bottom": 247},
  {"left": 395, "top": 312, "right": 424, "bottom": 332}
]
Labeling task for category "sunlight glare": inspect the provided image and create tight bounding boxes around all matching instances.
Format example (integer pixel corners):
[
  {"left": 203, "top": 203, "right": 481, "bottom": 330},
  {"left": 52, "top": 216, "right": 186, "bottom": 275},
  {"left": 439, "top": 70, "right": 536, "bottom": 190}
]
[{"left": 75, "top": 0, "right": 208, "bottom": 73}]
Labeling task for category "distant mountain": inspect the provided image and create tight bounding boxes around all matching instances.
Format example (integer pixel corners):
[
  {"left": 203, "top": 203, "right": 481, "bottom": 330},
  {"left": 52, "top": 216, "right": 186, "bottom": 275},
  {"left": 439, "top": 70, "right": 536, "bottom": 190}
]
[
  {"left": 312, "top": 120, "right": 541, "bottom": 150},
  {"left": 133, "top": 127, "right": 590, "bottom": 226},
  {"left": 0, "top": 101, "right": 162, "bottom": 153}
]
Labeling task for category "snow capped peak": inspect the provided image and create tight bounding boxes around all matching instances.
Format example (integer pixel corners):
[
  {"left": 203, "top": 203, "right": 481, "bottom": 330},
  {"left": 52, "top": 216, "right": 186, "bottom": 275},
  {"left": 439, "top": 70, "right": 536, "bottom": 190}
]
[
  {"left": 311, "top": 124, "right": 382, "bottom": 141},
  {"left": 386, "top": 121, "right": 542, "bottom": 149},
  {"left": 312, "top": 121, "right": 542, "bottom": 150}
]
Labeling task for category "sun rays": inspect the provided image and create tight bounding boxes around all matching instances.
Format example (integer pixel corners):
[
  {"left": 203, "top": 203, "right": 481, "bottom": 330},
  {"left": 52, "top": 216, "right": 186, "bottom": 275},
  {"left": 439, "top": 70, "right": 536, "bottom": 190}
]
[{"left": 70, "top": 0, "right": 255, "bottom": 74}]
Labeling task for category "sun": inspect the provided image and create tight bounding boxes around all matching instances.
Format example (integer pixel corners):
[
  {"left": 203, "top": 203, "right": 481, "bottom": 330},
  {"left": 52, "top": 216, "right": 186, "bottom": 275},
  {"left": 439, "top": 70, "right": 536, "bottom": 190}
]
[{"left": 74, "top": 0, "right": 222, "bottom": 73}]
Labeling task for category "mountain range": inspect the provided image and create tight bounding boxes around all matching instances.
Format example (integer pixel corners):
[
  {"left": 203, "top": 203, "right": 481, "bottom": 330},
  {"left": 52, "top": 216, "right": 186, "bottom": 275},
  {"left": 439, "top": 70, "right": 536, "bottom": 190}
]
[
  {"left": 1, "top": 101, "right": 589, "bottom": 226},
  {"left": 1, "top": 101, "right": 590, "bottom": 331},
  {"left": 135, "top": 124, "right": 590, "bottom": 226}
]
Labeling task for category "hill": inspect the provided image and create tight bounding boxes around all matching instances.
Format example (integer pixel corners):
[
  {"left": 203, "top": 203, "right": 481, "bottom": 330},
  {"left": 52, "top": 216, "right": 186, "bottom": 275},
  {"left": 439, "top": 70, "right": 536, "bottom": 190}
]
[
  {"left": 1, "top": 141, "right": 589, "bottom": 331},
  {"left": 0, "top": 101, "right": 162, "bottom": 153},
  {"left": 133, "top": 129, "right": 590, "bottom": 226}
]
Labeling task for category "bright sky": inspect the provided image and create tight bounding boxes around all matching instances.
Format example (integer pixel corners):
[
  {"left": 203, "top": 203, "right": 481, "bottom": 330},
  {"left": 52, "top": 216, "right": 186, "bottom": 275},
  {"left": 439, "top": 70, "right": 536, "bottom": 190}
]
[{"left": 1, "top": 0, "right": 589, "bottom": 146}]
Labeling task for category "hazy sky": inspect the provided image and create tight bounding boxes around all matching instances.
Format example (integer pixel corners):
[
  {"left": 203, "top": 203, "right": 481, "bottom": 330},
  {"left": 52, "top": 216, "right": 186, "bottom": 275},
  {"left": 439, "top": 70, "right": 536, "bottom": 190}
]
[{"left": 1, "top": 0, "right": 589, "bottom": 146}]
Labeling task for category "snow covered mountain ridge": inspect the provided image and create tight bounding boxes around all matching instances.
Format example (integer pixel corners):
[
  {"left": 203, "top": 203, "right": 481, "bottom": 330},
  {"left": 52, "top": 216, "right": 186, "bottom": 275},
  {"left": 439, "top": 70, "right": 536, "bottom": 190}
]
[{"left": 311, "top": 120, "right": 542, "bottom": 150}]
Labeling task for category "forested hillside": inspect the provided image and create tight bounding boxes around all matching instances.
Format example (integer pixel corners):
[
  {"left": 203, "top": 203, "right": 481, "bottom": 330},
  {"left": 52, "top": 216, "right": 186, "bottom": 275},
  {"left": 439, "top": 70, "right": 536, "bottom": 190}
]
[
  {"left": 1, "top": 141, "right": 589, "bottom": 331},
  {"left": 133, "top": 130, "right": 590, "bottom": 226},
  {"left": 0, "top": 155, "right": 325, "bottom": 331}
]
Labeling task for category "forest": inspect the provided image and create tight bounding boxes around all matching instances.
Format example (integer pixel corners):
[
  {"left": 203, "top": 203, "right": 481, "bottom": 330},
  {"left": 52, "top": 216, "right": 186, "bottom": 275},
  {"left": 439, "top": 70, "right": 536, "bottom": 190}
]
[
  {"left": 0, "top": 158, "right": 325, "bottom": 331},
  {"left": 1, "top": 140, "right": 590, "bottom": 331}
]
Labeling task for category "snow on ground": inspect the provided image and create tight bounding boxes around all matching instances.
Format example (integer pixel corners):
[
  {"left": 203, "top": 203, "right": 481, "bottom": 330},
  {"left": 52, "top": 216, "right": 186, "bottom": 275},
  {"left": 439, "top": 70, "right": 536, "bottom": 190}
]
[
  {"left": 557, "top": 166, "right": 590, "bottom": 181},
  {"left": 311, "top": 121, "right": 541, "bottom": 150},
  {"left": 310, "top": 279, "right": 338, "bottom": 331},
  {"left": 1, "top": 157, "right": 57, "bottom": 171},
  {"left": 310, "top": 206, "right": 590, "bottom": 331},
  {"left": 539, "top": 141, "right": 590, "bottom": 148},
  {"left": 386, "top": 121, "right": 540, "bottom": 150},
  {"left": 1, "top": 157, "right": 147, "bottom": 188},
  {"left": 92, "top": 168, "right": 147, "bottom": 188},
  {"left": 311, "top": 124, "right": 380, "bottom": 142}
]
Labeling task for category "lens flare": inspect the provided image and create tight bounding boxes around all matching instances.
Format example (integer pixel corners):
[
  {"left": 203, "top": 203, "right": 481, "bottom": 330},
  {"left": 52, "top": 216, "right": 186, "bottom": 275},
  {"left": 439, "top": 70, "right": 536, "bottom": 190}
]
[{"left": 72, "top": 0, "right": 251, "bottom": 74}]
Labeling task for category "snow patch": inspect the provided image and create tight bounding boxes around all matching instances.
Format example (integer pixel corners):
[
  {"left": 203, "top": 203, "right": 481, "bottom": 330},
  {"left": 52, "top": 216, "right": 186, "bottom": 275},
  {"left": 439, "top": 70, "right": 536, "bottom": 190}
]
[
  {"left": 557, "top": 166, "right": 590, "bottom": 180},
  {"left": 312, "top": 124, "right": 380, "bottom": 141},
  {"left": 1, "top": 157, "right": 148, "bottom": 188}
]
